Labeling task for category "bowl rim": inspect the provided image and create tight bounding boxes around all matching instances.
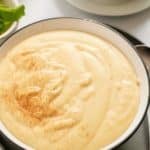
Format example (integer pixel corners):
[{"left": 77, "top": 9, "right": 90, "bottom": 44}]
[
  {"left": 0, "top": 0, "right": 19, "bottom": 39},
  {"left": 0, "top": 17, "right": 149, "bottom": 150}
]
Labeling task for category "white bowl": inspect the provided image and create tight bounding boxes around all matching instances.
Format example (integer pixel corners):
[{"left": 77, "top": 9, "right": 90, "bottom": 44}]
[
  {"left": 0, "top": 0, "right": 19, "bottom": 40},
  {"left": 0, "top": 18, "right": 149, "bottom": 150}
]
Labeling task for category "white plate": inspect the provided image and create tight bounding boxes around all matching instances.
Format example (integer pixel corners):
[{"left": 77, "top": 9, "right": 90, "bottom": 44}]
[{"left": 66, "top": 0, "right": 150, "bottom": 16}]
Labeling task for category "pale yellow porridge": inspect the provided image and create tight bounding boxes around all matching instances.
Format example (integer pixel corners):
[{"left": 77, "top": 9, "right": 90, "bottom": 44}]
[{"left": 0, "top": 30, "right": 139, "bottom": 150}]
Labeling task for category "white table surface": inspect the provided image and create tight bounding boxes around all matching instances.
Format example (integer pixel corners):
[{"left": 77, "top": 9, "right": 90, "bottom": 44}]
[{"left": 19, "top": 0, "right": 150, "bottom": 46}]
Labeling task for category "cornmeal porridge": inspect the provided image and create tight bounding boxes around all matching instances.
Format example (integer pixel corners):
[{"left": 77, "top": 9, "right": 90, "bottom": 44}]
[{"left": 0, "top": 30, "right": 139, "bottom": 150}]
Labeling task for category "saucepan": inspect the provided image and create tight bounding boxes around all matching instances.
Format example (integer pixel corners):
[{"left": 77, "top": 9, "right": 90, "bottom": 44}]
[{"left": 0, "top": 18, "right": 149, "bottom": 150}]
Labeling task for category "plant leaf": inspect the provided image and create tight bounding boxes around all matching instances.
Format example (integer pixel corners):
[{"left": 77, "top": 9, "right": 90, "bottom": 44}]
[{"left": 0, "top": 5, "right": 25, "bottom": 22}]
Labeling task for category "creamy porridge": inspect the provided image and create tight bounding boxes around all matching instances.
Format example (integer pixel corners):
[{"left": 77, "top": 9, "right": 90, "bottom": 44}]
[{"left": 0, "top": 30, "right": 139, "bottom": 150}]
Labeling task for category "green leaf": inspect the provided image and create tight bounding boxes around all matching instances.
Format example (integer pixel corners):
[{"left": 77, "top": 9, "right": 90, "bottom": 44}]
[
  {"left": 0, "top": 19, "right": 12, "bottom": 34},
  {"left": 0, "top": 4, "right": 25, "bottom": 34},
  {"left": 0, "top": 5, "right": 25, "bottom": 22}
]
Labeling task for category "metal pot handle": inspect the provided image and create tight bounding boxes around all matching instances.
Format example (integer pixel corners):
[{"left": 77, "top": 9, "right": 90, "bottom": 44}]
[
  {"left": 135, "top": 44, "right": 150, "bottom": 148},
  {"left": 135, "top": 44, "right": 150, "bottom": 73},
  {"left": 0, "top": 143, "right": 4, "bottom": 150}
]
